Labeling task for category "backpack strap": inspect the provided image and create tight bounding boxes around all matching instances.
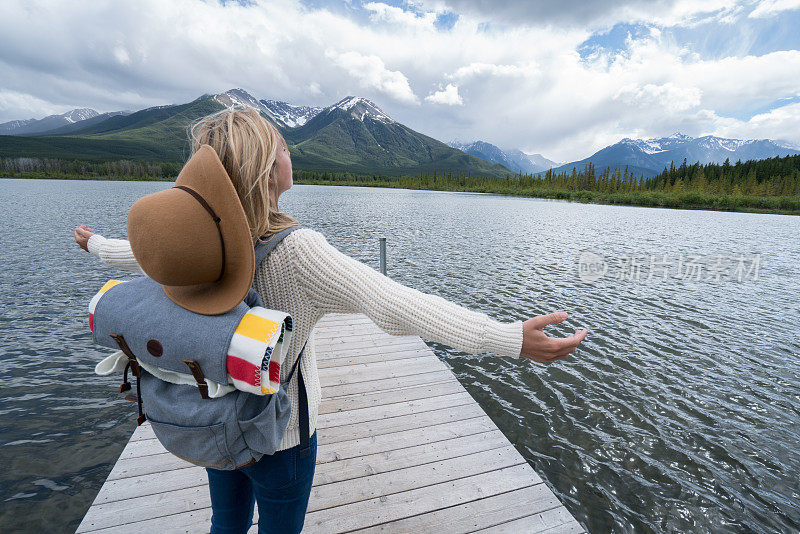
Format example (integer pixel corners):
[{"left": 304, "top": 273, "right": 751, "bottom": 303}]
[
  {"left": 255, "top": 224, "right": 311, "bottom": 457},
  {"left": 283, "top": 338, "right": 311, "bottom": 459},
  {"left": 254, "top": 225, "right": 303, "bottom": 268}
]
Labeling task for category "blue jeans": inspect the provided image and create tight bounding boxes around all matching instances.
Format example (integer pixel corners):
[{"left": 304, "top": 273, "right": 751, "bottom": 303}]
[{"left": 205, "top": 431, "right": 317, "bottom": 534}]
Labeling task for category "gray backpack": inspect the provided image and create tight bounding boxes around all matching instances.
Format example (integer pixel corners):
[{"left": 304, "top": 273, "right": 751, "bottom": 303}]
[{"left": 91, "top": 225, "right": 311, "bottom": 469}]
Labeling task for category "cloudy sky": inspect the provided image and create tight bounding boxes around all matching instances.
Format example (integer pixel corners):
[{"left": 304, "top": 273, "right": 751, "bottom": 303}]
[{"left": 1, "top": 0, "right": 799, "bottom": 161}]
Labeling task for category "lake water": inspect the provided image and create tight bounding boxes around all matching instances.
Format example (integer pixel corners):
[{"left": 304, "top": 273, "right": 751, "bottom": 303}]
[{"left": 0, "top": 178, "right": 798, "bottom": 533}]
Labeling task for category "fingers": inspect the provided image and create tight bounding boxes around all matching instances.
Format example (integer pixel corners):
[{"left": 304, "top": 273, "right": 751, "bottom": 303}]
[
  {"left": 539, "top": 330, "right": 588, "bottom": 363},
  {"left": 551, "top": 329, "right": 588, "bottom": 351},
  {"left": 528, "top": 311, "right": 568, "bottom": 330}
]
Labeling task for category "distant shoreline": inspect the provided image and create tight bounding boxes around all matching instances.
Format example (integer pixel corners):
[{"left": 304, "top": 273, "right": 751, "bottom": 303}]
[{"left": 3, "top": 173, "right": 798, "bottom": 216}]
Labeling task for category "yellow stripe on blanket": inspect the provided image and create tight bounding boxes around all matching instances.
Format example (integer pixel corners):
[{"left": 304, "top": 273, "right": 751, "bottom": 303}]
[
  {"left": 99, "top": 279, "right": 123, "bottom": 294},
  {"left": 235, "top": 313, "right": 280, "bottom": 343}
]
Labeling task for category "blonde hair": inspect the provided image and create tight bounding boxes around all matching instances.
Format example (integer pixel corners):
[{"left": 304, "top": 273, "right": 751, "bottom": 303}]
[{"left": 189, "top": 107, "right": 299, "bottom": 244}]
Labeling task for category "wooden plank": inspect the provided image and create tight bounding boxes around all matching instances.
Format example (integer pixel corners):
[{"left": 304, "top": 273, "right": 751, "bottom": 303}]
[
  {"left": 315, "top": 336, "right": 426, "bottom": 352},
  {"left": 129, "top": 400, "right": 485, "bottom": 446},
  {"left": 309, "top": 446, "right": 527, "bottom": 510},
  {"left": 314, "top": 318, "right": 382, "bottom": 329},
  {"left": 315, "top": 330, "right": 418, "bottom": 343},
  {"left": 111, "top": 416, "right": 498, "bottom": 481},
  {"left": 91, "top": 465, "right": 206, "bottom": 505},
  {"left": 317, "top": 353, "right": 443, "bottom": 377},
  {"left": 321, "top": 370, "right": 456, "bottom": 398},
  {"left": 109, "top": 448, "right": 192, "bottom": 480},
  {"left": 315, "top": 416, "right": 498, "bottom": 464},
  {"left": 350, "top": 483, "right": 563, "bottom": 533},
  {"left": 318, "top": 380, "right": 467, "bottom": 414},
  {"left": 76, "top": 485, "right": 210, "bottom": 532},
  {"left": 317, "top": 402, "right": 488, "bottom": 445},
  {"left": 316, "top": 347, "right": 431, "bottom": 367},
  {"left": 312, "top": 430, "right": 511, "bottom": 486},
  {"left": 77, "top": 464, "right": 549, "bottom": 532},
  {"left": 317, "top": 391, "right": 474, "bottom": 428},
  {"left": 318, "top": 358, "right": 449, "bottom": 387},
  {"left": 303, "top": 464, "right": 541, "bottom": 533},
  {"left": 317, "top": 313, "right": 373, "bottom": 325},
  {"left": 92, "top": 435, "right": 521, "bottom": 507},
  {"left": 477, "top": 507, "right": 585, "bottom": 534}
]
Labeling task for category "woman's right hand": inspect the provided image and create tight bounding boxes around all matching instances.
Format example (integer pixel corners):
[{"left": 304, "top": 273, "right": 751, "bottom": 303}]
[{"left": 520, "top": 312, "right": 587, "bottom": 363}]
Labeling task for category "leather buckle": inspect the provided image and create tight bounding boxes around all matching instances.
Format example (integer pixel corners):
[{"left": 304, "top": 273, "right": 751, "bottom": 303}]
[{"left": 183, "top": 360, "right": 211, "bottom": 400}]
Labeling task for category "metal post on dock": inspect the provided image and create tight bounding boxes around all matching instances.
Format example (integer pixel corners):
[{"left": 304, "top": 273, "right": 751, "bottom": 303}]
[{"left": 379, "top": 236, "right": 387, "bottom": 275}]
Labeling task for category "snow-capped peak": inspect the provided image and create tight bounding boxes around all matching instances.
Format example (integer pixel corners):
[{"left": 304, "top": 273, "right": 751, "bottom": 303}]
[
  {"left": 592, "top": 131, "right": 800, "bottom": 172},
  {"left": 328, "top": 96, "right": 395, "bottom": 124},
  {"left": 260, "top": 99, "right": 323, "bottom": 128},
  {"left": 620, "top": 137, "right": 666, "bottom": 154},
  {"left": 775, "top": 139, "right": 800, "bottom": 150},
  {"left": 63, "top": 108, "right": 98, "bottom": 123},
  {"left": 214, "top": 88, "right": 266, "bottom": 112},
  {"left": 666, "top": 132, "right": 692, "bottom": 141}
]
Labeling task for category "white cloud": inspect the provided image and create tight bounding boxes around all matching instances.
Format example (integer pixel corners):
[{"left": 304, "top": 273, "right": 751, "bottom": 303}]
[
  {"left": 614, "top": 82, "right": 702, "bottom": 112},
  {"left": 707, "top": 101, "right": 800, "bottom": 140},
  {"left": 425, "top": 83, "right": 463, "bottom": 105},
  {"left": 363, "top": 2, "right": 438, "bottom": 30},
  {"left": 325, "top": 49, "right": 419, "bottom": 105},
  {"left": 749, "top": 0, "right": 800, "bottom": 18},
  {"left": 419, "top": 0, "right": 741, "bottom": 28},
  {"left": 306, "top": 82, "right": 322, "bottom": 96},
  {"left": 0, "top": 0, "right": 797, "bottom": 162},
  {"left": 113, "top": 46, "right": 130, "bottom": 66},
  {"left": 448, "top": 62, "right": 532, "bottom": 79},
  {"left": 0, "top": 89, "right": 69, "bottom": 118}
]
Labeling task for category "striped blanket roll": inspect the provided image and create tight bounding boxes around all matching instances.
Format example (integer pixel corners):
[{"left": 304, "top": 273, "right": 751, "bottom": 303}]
[{"left": 89, "top": 279, "right": 291, "bottom": 396}]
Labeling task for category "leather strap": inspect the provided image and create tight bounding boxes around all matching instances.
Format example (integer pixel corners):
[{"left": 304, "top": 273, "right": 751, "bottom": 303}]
[
  {"left": 173, "top": 185, "right": 226, "bottom": 283},
  {"left": 183, "top": 360, "right": 211, "bottom": 400},
  {"left": 109, "top": 333, "right": 146, "bottom": 425}
]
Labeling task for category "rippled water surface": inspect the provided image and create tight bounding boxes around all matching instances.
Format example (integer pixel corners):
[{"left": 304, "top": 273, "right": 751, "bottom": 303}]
[{"left": 1, "top": 179, "right": 798, "bottom": 533}]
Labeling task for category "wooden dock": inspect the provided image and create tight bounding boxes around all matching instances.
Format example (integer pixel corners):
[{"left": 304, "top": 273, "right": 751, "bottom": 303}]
[{"left": 78, "top": 313, "right": 585, "bottom": 533}]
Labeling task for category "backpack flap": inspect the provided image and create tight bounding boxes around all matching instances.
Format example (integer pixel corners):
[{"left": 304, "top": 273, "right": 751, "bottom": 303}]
[
  {"left": 91, "top": 276, "right": 250, "bottom": 385},
  {"left": 90, "top": 277, "right": 294, "bottom": 397}
]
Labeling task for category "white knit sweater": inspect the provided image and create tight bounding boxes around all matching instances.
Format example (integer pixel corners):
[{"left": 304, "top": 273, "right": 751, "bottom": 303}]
[{"left": 87, "top": 228, "right": 524, "bottom": 451}]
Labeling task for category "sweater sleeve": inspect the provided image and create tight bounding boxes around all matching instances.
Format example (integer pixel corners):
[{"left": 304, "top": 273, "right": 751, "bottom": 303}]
[
  {"left": 86, "top": 234, "right": 146, "bottom": 275},
  {"left": 292, "top": 229, "right": 523, "bottom": 359}
]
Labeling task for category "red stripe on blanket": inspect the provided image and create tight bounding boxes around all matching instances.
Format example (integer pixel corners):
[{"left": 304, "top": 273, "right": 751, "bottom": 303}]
[
  {"left": 227, "top": 355, "right": 261, "bottom": 387},
  {"left": 268, "top": 360, "right": 280, "bottom": 383}
]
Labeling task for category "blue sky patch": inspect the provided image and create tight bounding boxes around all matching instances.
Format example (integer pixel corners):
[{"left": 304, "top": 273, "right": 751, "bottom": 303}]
[
  {"left": 724, "top": 95, "right": 800, "bottom": 122},
  {"left": 434, "top": 11, "right": 459, "bottom": 31},
  {"left": 579, "top": 11, "right": 800, "bottom": 63},
  {"left": 578, "top": 23, "right": 652, "bottom": 61}
]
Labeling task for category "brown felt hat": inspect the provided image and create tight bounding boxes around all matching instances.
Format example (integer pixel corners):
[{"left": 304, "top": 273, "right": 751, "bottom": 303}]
[{"left": 126, "top": 145, "right": 254, "bottom": 315}]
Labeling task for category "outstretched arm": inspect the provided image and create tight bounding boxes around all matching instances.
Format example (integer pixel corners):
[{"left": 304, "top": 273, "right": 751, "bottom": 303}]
[
  {"left": 292, "top": 230, "right": 587, "bottom": 362},
  {"left": 74, "top": 224, "right": 145, "bottom": 275}
]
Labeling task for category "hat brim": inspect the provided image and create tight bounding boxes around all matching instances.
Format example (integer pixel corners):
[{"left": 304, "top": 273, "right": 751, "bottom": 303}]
[{"left": 161, "top": 145, "right": 254, "bottom": 315}]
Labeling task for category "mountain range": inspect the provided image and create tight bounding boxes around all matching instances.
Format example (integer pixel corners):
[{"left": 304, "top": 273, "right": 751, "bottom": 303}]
[
  {"left": 1, "top": 89, "right": 798, "bottom": 179},
  {"left": 0, "top": 89, "right": 509, "bottom": 177},
  {"left": 0, "top": 108, "right": 130, "bottom": 136},
  {"left": 447, "top": 140, "right": 559, "bottom": 174},
  {"left": 546, "top": 133, "right": 800, "bottom": 178}
]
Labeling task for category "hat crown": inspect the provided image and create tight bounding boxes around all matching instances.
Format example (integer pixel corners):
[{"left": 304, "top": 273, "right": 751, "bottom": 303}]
[
  {"left": 128, "top": 189, "right": 225, "bottom": 286},
  {"left": 126, "top": 145, "right": 255, "bottom": 315}
]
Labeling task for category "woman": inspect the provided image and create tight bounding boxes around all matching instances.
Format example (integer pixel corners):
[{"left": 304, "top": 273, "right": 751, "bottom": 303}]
[{"left": 74, "top": 107, "right": 588, "bottom": 533}]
